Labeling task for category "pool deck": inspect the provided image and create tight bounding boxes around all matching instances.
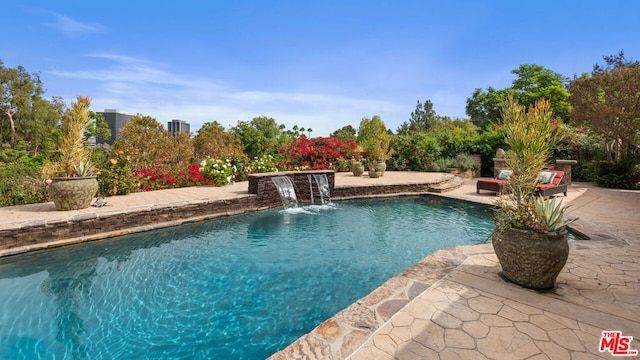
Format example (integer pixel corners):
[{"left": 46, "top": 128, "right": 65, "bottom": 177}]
[{"left": 2, "top": 172, "right": 639, "bottom": 359}]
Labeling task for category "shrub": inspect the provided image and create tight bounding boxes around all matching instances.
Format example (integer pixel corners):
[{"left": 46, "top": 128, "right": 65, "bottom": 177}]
[
  {"left": 0, "top": 149, "right": 47, "bottom": 206},
  {"left": 250, "top": 154, "right": 280, "bottom": 173},
  {"left": 585, "top": 159, "right": 640, "bottom": 189},
  {"left": 134, "top": 166, "right": 178, "bottom": 191},
  {"left": 387, "top": 133, "right": 441, "bottom": 171},
  {"left": 279, "top": 136, "right": 358, "bottom": 170},
  {"left": 97, "top": 150, "right": 138, "bottom": 196},
  {"left": 199, "top": 158, "right": 237, "bottom": 186},
  {"left": 430, "top": 153, "right": 480, "bottom": 172}
]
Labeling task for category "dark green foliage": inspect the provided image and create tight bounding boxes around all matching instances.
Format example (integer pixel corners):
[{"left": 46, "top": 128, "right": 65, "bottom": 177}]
[
  {"left": 396, "top": 100, "right": 438, "bottom": 134},
  {"left": 331, "top": 125, "right": 357, "bottom": 142},
  {"left": 387, "top": 133, "right": 441, "bottom": 171},
  {"left": 466, "top": 64, "right": 570, "bottom": 125},
  {"left": 585, "top": 159, "right": 640, "bottom": 189},
  {"left": 0, "top": 146, "right": 47, "bottom": 206},
  {"left": 0, "top": 60, "right": 64, "bottom": 153},
  {"left": 230, "top": 116, "right": 289, "bottom": 159}
]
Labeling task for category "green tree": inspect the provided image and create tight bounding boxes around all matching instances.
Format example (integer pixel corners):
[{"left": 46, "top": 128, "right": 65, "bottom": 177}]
[
  {"left": 568, "top": 51, "right": 640, "bottom": 161},
  {"left": 112, "top": 114, "right": 174, "bottom": 169},
  {"left": 0, "top": 60, "right": 63, "bottom": 152},
  {"left": 396, "top": 99, "right": 438, "bottom": 134},
  {"left": 357, "top": 115, "right": 391, "bottom": 160},
  {"left": 230, "top": 116, "right": 288, "bottom": 159},
  {"left": 86, "top": 111, "right": 111, "bottom": 143},
  {"left": 466, "top": 64, "right": 569, "bottom": 125},
  {"left": 192, "top": 121, "right": 244, "bottom": 161},
  {"left": 331, "top": 125, "right": 357, "bottom": 142},
  {"left": 511, "top": 64, "right": 570, "bottom": 120},
  {"left": 466, "top": 87, "right": 508, "bottom": 126}
]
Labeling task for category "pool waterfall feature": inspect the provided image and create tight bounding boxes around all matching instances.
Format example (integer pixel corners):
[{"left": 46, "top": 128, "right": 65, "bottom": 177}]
[
  {"left": 271, "top": 176, "right": 298, "bottom": 207},
  {"left": 249, "top": 170, "right": 335, "bottom": 207},
  {"left": 270, "top": 173, "right": 332, "bottom": 208}
]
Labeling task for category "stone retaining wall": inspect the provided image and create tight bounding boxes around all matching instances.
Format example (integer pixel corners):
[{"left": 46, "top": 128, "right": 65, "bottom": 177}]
[
  {"left": 332, "top": 183, "right": 433, "bottom": 198},
  {"left": 248, "top": 170, "right": 335, "bottom": 205},
  {"left": 0, "top": 196, "right": 260, "bottom": 255}
]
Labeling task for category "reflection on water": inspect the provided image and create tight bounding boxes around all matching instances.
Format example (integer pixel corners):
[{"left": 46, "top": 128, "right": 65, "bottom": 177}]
[{"left": 40, "top": 258, "right": 97, "bottom": 359}]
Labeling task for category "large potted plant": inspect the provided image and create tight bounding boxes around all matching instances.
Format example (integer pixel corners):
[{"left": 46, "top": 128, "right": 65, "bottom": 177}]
[
  {"left": 45, "top": 96, "right": 99, "bottom": 211},
  {"left": 357, "top": 115, "right": 392, "bottom": 176},
  {"left": 491, "top": 95, "right": 571, "bottom": 289}
]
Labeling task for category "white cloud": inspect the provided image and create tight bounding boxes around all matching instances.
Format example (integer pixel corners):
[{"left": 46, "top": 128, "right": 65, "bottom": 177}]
[
  {"left": 46, "top": 53, "right": 407, "bottom": 135},
  {"left": 46, "top": 11, "right": 106, "bottom": 36}
]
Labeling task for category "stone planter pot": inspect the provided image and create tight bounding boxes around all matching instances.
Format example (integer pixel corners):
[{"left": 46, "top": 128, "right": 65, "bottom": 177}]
[
  {"left": 375, "top": 160, "right": 386, "bottom": 176},
  {"left": 351, "top": 164, "right": 365, "bottom": 176},
  {"left": 492, "top": 227, "right": 569, "bottom": 289},
  {"left": 368, "top": 170, "right": 382, "bottom": 178},
  {"left": 48, "top": 176, "right": 99, "bottom": 211}
]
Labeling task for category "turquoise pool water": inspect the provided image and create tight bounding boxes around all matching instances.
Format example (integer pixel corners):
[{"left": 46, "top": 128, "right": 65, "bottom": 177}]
[{"left": 0, "top": 196, "right": 494, "bottom": 359}]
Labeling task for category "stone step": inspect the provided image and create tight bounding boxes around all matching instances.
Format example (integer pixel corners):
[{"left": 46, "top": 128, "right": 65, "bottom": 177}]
[{"left": 428, "top": 176, "right": 465, "bottom": 193}]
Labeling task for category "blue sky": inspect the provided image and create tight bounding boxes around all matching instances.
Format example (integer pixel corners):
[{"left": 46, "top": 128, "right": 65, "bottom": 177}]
[{"left": 2, "top": 1, "right": 639, "bottom": 136}]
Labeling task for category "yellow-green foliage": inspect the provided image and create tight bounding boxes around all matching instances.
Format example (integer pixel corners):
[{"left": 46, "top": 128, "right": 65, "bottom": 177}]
[
  {"left": 357, "top": 115, "right": 391, "bottom": 160},
  {"left": 502, "top": 94, "right": 560, "bottom": 205},
  {"left": 43, "top": 96, "right": 92, "bottom": 177}
]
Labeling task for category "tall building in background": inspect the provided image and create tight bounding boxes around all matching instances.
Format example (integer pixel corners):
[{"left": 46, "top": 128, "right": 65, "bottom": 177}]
[
  {"left": 97, "top": 109, "right": 132, "bottom": 145},
  {"left": 168, "top": 119, "right": 190, "bottom": 136}
]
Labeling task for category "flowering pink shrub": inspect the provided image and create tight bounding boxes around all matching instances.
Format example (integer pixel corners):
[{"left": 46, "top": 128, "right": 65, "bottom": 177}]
[
  {"left": 279, "top": 136, "right": 359, "bottom": 171},
  {"left": 134, "top": 164, "right": 214, "bottom": 191}
]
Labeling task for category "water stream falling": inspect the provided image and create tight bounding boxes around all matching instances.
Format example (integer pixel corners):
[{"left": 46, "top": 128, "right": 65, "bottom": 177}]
[
  {"left": 271, "top": 176, "right": 298, "bottom": 208},
  {"left": 272, "top": 174, "right": 331, "bottom": 209},
  {"left": 307, "top": 174, "right": 314, "bottom": 204},
  {"left": 312, "top": 174, "right": 330, "bottom": 205}
]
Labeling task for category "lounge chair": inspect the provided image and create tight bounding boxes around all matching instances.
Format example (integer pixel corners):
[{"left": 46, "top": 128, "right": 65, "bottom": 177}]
[
  {"left": 535, "top": 170, "right": 567, "bottom": 197},
  {"left": 476, "top": 170, "right": 567, "bottom": 197},
  {"left": 476, "top": 169, "right": 512, "bottom": 195}
]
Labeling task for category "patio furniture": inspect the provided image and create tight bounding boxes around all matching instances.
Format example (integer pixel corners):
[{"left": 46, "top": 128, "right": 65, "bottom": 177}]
[
  {"left": 476, "top": 170, "right": 567, "bottom": 197},
  {"left": 476, "top": 169, "right": 512, "bottom": 195},
  {"left": 535, "top": 170, "right": 567, "bottom": 197}
]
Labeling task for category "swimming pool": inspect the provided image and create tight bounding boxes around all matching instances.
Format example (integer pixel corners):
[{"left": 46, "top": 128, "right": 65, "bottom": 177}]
[{"left": 0, "top": 196, "right": 494, "bottom": 359}]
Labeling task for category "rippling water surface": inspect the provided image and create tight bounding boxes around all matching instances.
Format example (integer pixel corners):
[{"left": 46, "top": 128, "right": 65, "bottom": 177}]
[{"left": 0, "top": 196, "right": 493, "bottom": 359}]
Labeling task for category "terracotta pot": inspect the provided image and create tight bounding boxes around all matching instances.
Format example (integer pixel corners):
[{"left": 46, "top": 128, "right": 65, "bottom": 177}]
[
  {"left": 492, "top": 227, "right": 569, "bottom": 289},
  {"left": 48, "top": 176, "right": 99, "bottom": 211}
]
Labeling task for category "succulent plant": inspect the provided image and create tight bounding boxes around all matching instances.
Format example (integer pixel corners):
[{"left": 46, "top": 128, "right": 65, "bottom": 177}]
[
  {"left": 73, "top": 160, "right": 96, "bottom": 177},
  {"left": 533, "top": 196, "right": 575, "bottom": 232}
]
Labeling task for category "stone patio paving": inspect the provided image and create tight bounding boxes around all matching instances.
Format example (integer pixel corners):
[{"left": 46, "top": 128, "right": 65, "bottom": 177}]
[{"left": 271, "top": 177, "right": 640, "bottom": 360}]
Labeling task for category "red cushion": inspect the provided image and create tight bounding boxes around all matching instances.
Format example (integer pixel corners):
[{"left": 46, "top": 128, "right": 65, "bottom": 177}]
[
  {"left": 536, "top": 184, "right": 556, "bottom": 189},
  {"left": 551, "top": 171, "right": 564, "bottom": 185}
]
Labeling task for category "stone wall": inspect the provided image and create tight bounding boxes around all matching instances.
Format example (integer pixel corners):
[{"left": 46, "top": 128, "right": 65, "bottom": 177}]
[
  {"left": 248, "top": 170, "right": 335, "bottom": 206},
  {"left": 332, "top": 183, "right": 433, "bottom": 198},
  {"left": 0, "top": 196, "right": 261, "bottom": 254}
]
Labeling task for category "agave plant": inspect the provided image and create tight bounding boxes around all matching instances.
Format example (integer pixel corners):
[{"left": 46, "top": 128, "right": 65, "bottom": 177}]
[
  {"left": 73, "top": 160, "right": 96, "bottom": 177},
  {"left": 533, "top": 196, "right": 575, "bottom": 232}
]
